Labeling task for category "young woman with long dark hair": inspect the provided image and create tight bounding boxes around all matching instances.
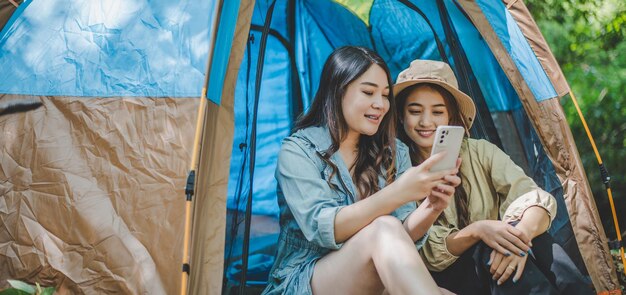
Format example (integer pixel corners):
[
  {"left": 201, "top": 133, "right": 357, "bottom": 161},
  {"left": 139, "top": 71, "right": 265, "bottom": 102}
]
[
  {"left": 394, "top": 59, "right": 592, "bottom": 295},
  {"left": 262, "top": 47, "right": 460, "bottom": 295}
]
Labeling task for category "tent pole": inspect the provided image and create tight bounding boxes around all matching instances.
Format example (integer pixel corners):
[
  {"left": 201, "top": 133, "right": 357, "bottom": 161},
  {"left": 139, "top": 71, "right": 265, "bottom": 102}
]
[
  {"left": 569, "top": 90, "right": 626, "bottom": 277},
  {"left": 180, "top": 1, "right": 224, "bottom": 295},
  {"left": 239, "top": 2, "right": 277, "bottom": 293}
]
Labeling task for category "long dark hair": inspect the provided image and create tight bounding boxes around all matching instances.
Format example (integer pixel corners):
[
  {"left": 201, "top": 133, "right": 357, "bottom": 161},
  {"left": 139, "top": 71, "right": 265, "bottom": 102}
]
[
  {"left": 294, "top": 46, "right": 397, "bottom": 199},
  {"left": 396, "top": 83, "right": 471, "bottom": 229}
]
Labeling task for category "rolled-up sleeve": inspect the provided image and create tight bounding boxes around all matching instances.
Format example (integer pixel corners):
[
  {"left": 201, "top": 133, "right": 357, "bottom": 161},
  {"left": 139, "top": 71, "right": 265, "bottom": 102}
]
[
  {"left": 420, "top": 224, "right": 459, "bottom": 271},
  {"left": 487, "top": 141, "right": 557, "bottom": 228},
  {"left": 276, "top": 139, "right": 344, "bottom": 250},
  {"left": 501, "top": 190, "right": 557, "bottom": 228}
]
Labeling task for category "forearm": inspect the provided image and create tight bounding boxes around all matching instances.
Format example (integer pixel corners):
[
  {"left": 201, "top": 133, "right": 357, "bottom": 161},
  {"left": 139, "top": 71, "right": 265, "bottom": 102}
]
[
  {"left": 402, "top": 198, "right": 442, "bottom": 242},
  {"left": 515, "top": 206, "right": 550, "bottom": 239},
  {"left": 333, "top": 183, "right": 406, "bottom": 243},
  {"left": 445, "top": 222, "right": 482, "bottom": 256}
]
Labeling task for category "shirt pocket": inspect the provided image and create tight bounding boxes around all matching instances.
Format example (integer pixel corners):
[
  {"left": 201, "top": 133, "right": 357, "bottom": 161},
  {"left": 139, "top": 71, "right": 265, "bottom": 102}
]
[{"left": 321, "top": 165, "right": 351, "bottom": 204}]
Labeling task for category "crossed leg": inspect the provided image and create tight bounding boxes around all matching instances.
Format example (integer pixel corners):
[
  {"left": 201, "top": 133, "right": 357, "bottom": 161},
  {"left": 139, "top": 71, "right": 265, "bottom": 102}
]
[{"left": 311, "top": 215, "right": 442, "bottom": 295}]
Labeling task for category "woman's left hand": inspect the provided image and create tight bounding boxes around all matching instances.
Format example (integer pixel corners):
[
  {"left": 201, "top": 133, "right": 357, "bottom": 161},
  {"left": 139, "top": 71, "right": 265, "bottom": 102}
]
[
  {"left": 426, "top": 173, "right": 461, "bottom": 211},
  {"left": 488, "top": 248, "right": 528, "bottom": 285},
  {"left": 425, "top": 158, "right": 462, "bottom": 212}
]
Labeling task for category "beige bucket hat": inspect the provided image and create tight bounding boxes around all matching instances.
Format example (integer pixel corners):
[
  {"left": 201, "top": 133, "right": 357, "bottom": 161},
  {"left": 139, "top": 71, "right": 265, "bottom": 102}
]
[{"left": 394, "top": 59, "right": 477, "bottom": 129}]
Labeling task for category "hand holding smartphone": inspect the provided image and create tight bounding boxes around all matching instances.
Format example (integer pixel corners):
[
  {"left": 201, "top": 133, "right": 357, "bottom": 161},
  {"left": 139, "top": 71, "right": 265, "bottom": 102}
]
[{"left": 429, "top": 125, "right": 464, "bottom": 172}]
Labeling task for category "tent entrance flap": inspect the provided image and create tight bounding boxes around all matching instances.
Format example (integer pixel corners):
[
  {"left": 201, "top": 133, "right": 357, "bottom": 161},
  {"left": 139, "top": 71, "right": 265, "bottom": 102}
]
[{"left": 222, "top": 0, "right": 619, "bottom": 293}]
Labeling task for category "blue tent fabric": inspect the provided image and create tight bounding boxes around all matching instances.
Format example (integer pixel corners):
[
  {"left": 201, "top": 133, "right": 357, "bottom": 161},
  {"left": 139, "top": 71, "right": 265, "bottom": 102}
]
[
  {"left": 303, "top": 0, "right": 372, "bottom": 50},
  {"left": 475, "top": 0, "right": 558, "bottom": 101},
  {"left": 294, "top": 1, "right": 334, "bottom": 107},
  {"left": 295, "top": 0, "right": 372, "bottom": 107},
  {"left": 208, "top": 0, "right": 241, "bottom": 104},
  {"left": 224, "top": 4, "right": 291, "bottom": 289},
  {"left": 370, "top": 0, "right": 445, "bottom": 79},
  {"left": 0, "top": 0, "right": 213, "bottom": 97},
  {"left": 444, "top": 0, "right": 522, "bottom": 112},
  {"left": 227, "top": 31, "right": 292, "bottom": 216}
]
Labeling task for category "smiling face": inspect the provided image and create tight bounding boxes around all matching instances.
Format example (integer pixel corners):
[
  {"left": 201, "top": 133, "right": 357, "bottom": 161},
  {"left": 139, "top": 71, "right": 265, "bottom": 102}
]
[
  {"left": 341, "top": 64, "right": 390, "bottom": 138},
  {"left": 401, "top": 84, "right": 450, "bottom": 155}
]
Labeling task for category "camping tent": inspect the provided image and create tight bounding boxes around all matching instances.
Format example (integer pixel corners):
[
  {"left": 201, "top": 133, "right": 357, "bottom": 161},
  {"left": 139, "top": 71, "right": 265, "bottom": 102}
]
[
  {"left": 214, "top": 0, "right": 622, "bottom": 294},
  {"left": 0, "top": 0, "right": 620, "bottom": 294}
]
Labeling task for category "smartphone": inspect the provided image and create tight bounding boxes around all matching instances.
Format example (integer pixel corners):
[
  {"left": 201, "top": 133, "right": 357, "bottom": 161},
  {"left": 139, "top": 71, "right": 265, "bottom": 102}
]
[{"left": 429, "top": 125, "right": 465, "bottom": 172}]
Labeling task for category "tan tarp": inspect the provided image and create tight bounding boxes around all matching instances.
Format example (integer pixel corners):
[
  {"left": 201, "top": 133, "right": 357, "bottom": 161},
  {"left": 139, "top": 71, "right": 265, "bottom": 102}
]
[
  {"left": 0, "top": 95, "right": 198, "bottom": 294},
  {"left": 0, "top": 0, "right": 21, "bottom": 32},
  {"left": 457, "top": 0, "right": 620, "bottom": 292},
  {"left": 188, "top": 1, "right": 255, "bottom": 294},
  {"left": 0, "top": 1, "right": 252, "bottom": 294},
  {"left": 0, "top": 0, "right": 253, "bottom": 293}
]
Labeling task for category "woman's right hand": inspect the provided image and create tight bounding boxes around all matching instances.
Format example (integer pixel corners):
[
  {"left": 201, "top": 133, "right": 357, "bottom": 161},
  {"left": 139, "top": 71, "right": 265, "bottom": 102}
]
[
  {"left": 394, "top": 152, "right": 459, "bottom": 204},
  {"left": 472, "top": 220, "right": 531, "bottom": 257}
]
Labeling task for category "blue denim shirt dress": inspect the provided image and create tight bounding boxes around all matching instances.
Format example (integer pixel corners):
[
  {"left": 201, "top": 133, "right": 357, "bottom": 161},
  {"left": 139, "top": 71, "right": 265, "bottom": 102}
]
[{"left": 262, "top": 126, "right": 428, "bottom": 295}]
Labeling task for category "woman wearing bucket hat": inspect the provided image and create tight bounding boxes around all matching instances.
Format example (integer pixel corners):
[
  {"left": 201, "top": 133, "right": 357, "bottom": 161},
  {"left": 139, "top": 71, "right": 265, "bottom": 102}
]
[
  {"left": 263, "top": 47, "right": 460, "bottom": 295},
  {"left": 394, "top": 59, "right": 593, "bottom": 294}
]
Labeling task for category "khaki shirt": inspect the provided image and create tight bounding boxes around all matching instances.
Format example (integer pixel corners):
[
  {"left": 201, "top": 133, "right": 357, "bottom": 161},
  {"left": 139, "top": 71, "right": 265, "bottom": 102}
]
[{"left": 420, "top": 138, "right": 557, "bottom": 271}]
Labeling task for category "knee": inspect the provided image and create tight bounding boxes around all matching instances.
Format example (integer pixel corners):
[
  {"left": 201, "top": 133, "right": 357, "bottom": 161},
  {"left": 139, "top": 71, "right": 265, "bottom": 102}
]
[
  {"left": 349, "top": 216, "right": 421, "bottom": 262},
  {"left": 369, "top": 215, "right": 404, "bottom": 231},
  {"left": 347, "top": 216, "right": 411, "bottom": 248},
  {"left": 359, "top": 215, "right": 407, "bottom": 242}
]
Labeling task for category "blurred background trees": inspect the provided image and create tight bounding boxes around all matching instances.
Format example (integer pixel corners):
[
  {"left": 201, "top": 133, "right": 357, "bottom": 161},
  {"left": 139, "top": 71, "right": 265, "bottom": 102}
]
[{"left": 526, "top": 0, "right": 626, "bottom": 241}]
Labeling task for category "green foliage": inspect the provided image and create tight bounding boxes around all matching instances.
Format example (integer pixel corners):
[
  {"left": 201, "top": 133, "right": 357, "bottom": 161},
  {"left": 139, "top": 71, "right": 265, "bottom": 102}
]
[
  {"left": 610, "top": 250, "right": 626, "bottom": 291},
  {"left": 0, "top": 281, "right": 54, "bottom": 295},
  {"left": 526, "top": 0, "right": 626, "bottom": 242}
]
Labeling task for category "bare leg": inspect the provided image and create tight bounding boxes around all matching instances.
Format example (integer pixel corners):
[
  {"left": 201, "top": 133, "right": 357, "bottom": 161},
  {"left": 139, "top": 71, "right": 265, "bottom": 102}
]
[
  {"left": 311, "top": 216, "right": 441, "bottom": 295},
  {"left": 384, "top": 287, "right": 455, "bottom": 295},
  {"left": 383, "top": 287, "right": 454, "bottom": 295}
]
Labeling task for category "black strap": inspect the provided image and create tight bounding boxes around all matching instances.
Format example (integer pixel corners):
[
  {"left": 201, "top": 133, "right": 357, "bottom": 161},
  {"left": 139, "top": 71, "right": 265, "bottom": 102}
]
[
  {"left": 223, "top": 31, "right": 254, "bottom": 293},
  {"left": 287, "top": 0, "right": 304, "bottom": 125},
  {"left": 599, "top": 163, "right": 611, "bottom": 189},
  {"left": 240, "top": 1, "right": 277, "bottom": 293},
  {"left": 185, "top": 170, "right": 195, "bottom": 201}
]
